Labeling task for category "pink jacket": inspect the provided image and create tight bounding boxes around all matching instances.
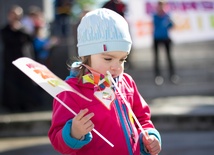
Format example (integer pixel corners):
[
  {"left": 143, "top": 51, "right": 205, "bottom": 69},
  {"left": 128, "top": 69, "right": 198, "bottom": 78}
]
[{"left": 48, "top": 72, "right": 161, "bottom": 155}]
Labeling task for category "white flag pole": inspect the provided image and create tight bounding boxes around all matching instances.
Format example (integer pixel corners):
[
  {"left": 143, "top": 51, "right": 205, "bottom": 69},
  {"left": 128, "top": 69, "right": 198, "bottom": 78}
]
[
  {"left": 12, "top": 57, "right": 114, "bottom": 147},
  {"left": 107, "top": 71, "right": 148, "bottom": 138},
  {"left": 54, "top": 96, "right": 114, "bottom": 147}
]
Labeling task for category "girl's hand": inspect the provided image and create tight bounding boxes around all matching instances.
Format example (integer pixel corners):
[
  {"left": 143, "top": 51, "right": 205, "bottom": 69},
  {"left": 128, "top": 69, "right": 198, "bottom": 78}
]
[
  {"left": 71, "top": 108, "right": 94, "bottom": 140},
  {"left": 143, "top": 133, "right": 161, "bottom": 155}
]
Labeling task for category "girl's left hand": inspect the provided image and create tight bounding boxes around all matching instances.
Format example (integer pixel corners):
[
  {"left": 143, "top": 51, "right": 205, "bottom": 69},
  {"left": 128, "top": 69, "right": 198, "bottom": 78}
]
[{"left": 143, "top": 133, "right": 161, "bottom": 155}]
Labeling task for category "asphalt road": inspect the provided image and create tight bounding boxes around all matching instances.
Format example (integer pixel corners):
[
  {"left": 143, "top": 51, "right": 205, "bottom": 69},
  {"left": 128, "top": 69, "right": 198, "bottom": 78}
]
[{"left": 0, "top": 131, "right": 214, "bottom": 155}]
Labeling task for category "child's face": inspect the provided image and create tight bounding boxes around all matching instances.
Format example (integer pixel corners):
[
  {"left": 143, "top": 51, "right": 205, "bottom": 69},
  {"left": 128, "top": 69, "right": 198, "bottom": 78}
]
[{"left": 90, "top": 51, "right": 128, "bottom": 78}]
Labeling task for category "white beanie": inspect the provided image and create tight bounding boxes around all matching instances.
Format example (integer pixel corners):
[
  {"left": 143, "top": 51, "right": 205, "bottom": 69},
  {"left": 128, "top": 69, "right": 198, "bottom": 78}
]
[{"left": 77, "top": 8, "right": 132, "bottom": 57}]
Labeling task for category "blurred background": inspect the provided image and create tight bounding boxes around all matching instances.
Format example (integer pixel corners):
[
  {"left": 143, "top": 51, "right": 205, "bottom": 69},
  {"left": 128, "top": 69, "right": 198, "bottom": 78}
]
[{"left": 0, "top": 0, "right": 214, "bottom": 155}]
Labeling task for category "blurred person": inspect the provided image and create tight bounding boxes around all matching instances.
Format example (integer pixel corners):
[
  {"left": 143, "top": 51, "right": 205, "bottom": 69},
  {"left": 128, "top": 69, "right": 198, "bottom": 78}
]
[
  {"left": 0, "top": 5, "right": 41, "bottom": 112},
  {"left": 33, "top": 24, "right": 59, "bottom": 67},
  {"left": 48, "top": 8, "right": 161, "bottom": 155},
  {"left": 32, "top": 14, "right": 59, "bottom": 111},
  {"left": 21, "top": 5, "right": 44, "bottom": 60},
  {"left": 53, "top": 0, "right": 74, "bottom": 38},
  {"left": 102, "top": 0, "right": 127, "bottom": 17},
  {"left": 21, "top": 5, "right": 43, "bottom": 36},
  {"left": 152, "top": 0, "right": 179, "bottom": 85}
]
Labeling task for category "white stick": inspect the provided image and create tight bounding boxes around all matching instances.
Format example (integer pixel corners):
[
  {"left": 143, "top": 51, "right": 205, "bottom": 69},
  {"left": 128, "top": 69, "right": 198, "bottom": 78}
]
[
  {"left": 12, "top": 58, "right": 114, "bottom": 147},
  {"left": 55, "top": 96, "right": 114, "bottom": 147},
  {"left": 107, "top": 71, "right": 147, "bottom": 137}
]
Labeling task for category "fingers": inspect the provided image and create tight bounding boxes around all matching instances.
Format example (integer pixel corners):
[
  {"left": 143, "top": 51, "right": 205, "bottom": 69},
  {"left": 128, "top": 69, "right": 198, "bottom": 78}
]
[
  {"left": 75, "top": 108, "right": 89, "bottom": 121},
  {"left": 143, "top": 134, "right": 161, "bottom": 155},
  {"left": 71, "top": 108, "right": 94, "bottom": 139},
  {"left": 75, "top": 108, "right": 94, "bottom": 126},
  {"left": 84, "top": 119, "right": 95, "bottom": 132},
  {"left": 80, "top": 109, "right": 94, "bottom": 130},
  {"left": 81, "top": 111, "right": 94, "bottom": 125},
  {"left": 148, "top": 143, "right": 161, "bottom": 155}
]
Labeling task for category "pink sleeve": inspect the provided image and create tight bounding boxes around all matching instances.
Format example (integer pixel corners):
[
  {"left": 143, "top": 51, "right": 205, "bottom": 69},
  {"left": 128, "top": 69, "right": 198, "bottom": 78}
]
[
  {"left": 123, "top": 74, "right": 155, "bottom": 130},
  {"left": 48, "top": 92, "right": 80, "bottom": 154}
]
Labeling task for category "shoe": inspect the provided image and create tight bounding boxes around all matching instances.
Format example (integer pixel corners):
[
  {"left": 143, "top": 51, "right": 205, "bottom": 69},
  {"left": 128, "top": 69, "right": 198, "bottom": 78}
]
[
  {"left": 155, "top": 76, "right": 164, "bottom": 85},
  {"left": 170, "top": 75, "right": 180, "bottom": 84}
]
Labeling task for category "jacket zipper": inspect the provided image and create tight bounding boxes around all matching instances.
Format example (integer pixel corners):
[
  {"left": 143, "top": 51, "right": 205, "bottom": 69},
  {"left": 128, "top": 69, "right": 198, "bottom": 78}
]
[
  {"left": 122, "top": 104, "right": 136, "bottom": 143},
  {"left": 115, "top": 99, "right": 133, "bottom": 155}
]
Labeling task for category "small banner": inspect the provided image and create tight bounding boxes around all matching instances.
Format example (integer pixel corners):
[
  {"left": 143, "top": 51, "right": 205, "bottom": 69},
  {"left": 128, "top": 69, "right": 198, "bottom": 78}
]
[
  {"left": 12, "top": 57, "right": 114, "bottom": 147},
  {"left": 12, "top": 57, "right": 90, "bottom": 101}
]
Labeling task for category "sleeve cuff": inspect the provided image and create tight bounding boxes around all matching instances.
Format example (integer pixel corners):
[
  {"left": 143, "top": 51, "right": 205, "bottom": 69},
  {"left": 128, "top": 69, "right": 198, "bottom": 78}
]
[{"left": 62, "top": 119, "right": 93, "bottom": 149}]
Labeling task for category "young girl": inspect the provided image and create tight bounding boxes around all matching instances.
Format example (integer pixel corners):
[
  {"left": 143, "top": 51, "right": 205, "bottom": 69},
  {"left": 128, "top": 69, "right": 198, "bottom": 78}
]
[{"left": 48, "top": 8, "right": 161, "bottom": 155}]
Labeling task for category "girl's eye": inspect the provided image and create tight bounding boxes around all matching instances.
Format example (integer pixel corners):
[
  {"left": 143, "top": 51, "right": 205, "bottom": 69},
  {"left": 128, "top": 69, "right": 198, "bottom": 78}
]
[
  {"left": 104, "top": 57, "right": 127, "bottom": 63},
  {"left": 104, "top": 58, "right": 112, "bottom": 61},
  {"left": 120, "top": 58, "right": 127, "bottom": 63}
]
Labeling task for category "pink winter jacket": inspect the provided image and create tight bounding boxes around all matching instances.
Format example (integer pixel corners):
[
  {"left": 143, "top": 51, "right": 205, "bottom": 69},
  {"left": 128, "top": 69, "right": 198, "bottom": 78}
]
[{"left": 48, "top": 72, "right": 161, "bottom": 155}]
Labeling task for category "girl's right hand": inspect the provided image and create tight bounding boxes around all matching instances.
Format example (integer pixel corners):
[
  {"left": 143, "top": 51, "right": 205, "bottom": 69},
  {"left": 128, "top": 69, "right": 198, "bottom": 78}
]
[{"left": 71, "top": 108, "right": 94, "bottom": 140}]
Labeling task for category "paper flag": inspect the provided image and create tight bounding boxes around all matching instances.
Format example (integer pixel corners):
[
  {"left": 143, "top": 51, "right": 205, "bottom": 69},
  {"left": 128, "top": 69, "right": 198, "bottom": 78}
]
[
  {"left": 12, "top": 57, "right": 114, "bottom": 147},
  {"left": 12, "top": 57, "right": 90, "bottom": 101}
]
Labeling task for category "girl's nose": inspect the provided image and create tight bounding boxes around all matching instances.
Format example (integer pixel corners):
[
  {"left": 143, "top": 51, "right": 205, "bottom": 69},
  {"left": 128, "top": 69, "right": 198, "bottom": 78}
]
[{"left": 110, "top": 63, "right": 121, "bottom": 71}]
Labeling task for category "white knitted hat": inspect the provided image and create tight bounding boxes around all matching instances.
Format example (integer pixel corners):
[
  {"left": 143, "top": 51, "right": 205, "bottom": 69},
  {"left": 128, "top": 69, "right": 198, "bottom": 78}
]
[{"left": 77, "top": 8, "right": 132, "bottom": 57}]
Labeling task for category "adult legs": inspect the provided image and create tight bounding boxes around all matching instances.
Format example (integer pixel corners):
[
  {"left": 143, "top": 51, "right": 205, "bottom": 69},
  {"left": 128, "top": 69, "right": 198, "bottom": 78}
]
[
  {"left": 164, "top": 39, "right": 179, "bottom": 84},
  {"left": 164, "top": 39, "right": 175, "bottom": 78},
  {"left": 153, "top": 39, "right": 161, "bottom": 77},
  {"left": 153, "top": 39, "right": 164, "bottom": 85}
]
